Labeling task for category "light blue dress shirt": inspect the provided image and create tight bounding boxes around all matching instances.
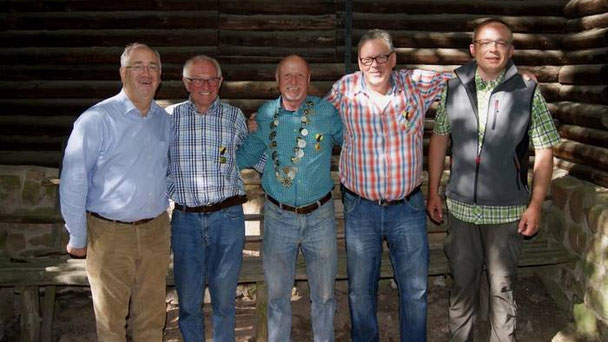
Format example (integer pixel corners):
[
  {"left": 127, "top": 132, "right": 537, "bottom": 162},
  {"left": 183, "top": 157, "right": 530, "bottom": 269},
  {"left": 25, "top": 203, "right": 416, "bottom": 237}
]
[
  {"left": 59, "top": 90, "right": 171, "bottom": 248},
  {"left": 237, "top": 96, "right": 342, "bottom": 206}
]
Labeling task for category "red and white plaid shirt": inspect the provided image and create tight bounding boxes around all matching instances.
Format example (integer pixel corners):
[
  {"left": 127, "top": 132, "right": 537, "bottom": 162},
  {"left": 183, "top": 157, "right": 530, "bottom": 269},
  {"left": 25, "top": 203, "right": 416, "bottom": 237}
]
[{"left": 326, "top": 69, "right": 451, "bottom": 201}]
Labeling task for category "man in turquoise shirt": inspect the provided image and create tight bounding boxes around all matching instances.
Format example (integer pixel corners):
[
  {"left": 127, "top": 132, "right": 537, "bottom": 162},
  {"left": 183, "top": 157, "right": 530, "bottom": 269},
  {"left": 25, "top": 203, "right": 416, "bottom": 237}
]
[{"left": 237, "top": 55, "right": 342, "bottom": 341}]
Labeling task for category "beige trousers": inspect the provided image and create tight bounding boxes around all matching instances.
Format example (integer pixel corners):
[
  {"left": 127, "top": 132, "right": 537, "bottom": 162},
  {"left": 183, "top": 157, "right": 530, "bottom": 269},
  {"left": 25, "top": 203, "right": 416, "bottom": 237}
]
[{"left": 86, "top": 212, "right": 171, "bottom": 342}]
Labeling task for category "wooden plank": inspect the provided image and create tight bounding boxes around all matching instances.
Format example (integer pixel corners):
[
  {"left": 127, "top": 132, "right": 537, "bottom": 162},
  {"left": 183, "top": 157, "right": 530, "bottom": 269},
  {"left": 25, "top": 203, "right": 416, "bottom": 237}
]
[
  {"left": 219, "top": 30, "right": 335, "bottom": 48},
  {"left": 564, "top": 0, "right": 608, "bottom": 18},
  {"left": 558, "top": 64, "right": 608, "bottom": 85},
  {"left": 0, "top": 46, "right": 219, "bottom": 65},
  {"left": 540, "top": 83, "right": 608, "bottom": 105},
  {"left": 351, "top": 0, "right": 566, "bottom": 16},
  {"left": 561, "top": 27, "right": 608, "bottom": 50},
  {"left": 0, "top": 151, "right": 63, "bottom": 168},
  {"left": 219, "top": 14, "right": 335, "bottom": 30},
  {"left": 563, "top": 47, "right": 608, "bottom": 64},
  {"left": 217, "top": 47, "right": 338, "bottom": 63},
  {"left": 567, "top": 12, "right": 608, "bottom": 31},
  {"left": 0, "top": 29, "right": 218, "bottom": 47},
  {"left": 1, "top": 0, "right": 218, "bottom": 12},
  {"left": 17, "top": 286, "right": 40, "bottom": 342},
  {"left": 0, "top": 10, "right": 218, "bottom": 30},
  {"left": 548, "top": 101, "right": 608, "bottom": 129},
  {"left": 352, "top": 14, "right": 567, "bottom": 33},
  {"left": 255, "top": 282, "right": 268, "bottom": 342},
  {"left": 558, "top": 124, "right": 608, "bottom": 149},
  {"left": 219, "top": 0, "right": 337, "bottom": 15},
  {"left": 554, "top": 139, "right": 608, "bottom": 172},
  {"left": 40, "top": 286, "right": 56, "bottom": 342},
  {"left": 555, "top": 158, "right": 608, "bottom": 188}
]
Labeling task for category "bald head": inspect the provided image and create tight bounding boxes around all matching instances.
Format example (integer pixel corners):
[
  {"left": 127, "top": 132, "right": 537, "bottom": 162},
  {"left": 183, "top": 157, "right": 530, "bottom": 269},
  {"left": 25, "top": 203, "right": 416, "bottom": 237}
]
[{"left": 275, "top": 55, "right": 311, "bottom": 111}]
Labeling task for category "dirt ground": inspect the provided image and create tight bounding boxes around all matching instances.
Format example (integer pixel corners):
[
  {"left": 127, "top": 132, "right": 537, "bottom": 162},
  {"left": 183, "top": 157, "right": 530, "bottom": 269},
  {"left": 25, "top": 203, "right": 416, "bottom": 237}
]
[{"left": 2, "top": 273, "right": 590, "bottom": 342}]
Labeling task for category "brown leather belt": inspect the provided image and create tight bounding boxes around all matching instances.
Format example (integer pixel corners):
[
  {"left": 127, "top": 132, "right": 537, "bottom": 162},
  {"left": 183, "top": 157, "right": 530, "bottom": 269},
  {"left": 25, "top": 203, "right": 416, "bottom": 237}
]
[
  {"left": 341, "top": 185, "right": 421, "bottom": 207},
  {"left": 88, "top": 212, "right": 156, "bottom": 225},
  {"left": 267, "top": 191, "right": 332, "bottom": 215},
  {"left": 174, "top": 195, "right": 247, "bottom": 213}
]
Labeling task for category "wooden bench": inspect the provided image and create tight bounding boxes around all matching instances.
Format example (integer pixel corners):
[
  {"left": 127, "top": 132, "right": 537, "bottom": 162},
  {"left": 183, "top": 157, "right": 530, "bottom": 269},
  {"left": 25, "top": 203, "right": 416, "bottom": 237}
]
[
  {"left": 0, "top": 214, "right": 575, "bottom": 342},
  {"left": 0, "top": 172, "right": 576, "bottom": 341}
]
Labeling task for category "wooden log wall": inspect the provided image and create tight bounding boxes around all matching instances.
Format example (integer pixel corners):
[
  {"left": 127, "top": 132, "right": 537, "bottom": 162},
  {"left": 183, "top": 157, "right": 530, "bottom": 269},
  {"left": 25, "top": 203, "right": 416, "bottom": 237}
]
[{"left": 0, "top": 0, "right": 606, "bottom": 187}]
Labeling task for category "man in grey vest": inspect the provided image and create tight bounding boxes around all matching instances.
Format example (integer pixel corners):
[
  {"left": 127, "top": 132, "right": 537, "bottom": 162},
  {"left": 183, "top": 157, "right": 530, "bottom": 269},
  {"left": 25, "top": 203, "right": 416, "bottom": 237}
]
[{"left": 426, "top": 19, "right": 560, "bottom": 341}]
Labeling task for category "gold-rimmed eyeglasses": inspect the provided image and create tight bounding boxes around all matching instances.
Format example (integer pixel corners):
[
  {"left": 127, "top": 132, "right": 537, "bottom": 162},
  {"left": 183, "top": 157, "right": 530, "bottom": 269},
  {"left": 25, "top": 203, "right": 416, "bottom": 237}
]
[
  {"left": 473, "top": 39, "right": 511, "bottom": 49},
  {"left": 124, "top": 64, "right": 161, "bottom": 73}
]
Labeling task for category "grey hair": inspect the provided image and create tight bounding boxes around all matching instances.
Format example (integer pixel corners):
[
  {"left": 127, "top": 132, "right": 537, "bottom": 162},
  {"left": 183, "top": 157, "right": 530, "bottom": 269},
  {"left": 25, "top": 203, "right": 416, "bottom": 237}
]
[
  {"left": 120, "top": 42, "right": 161, "bottom": 68},
  {"left": 357, "top": 29, "right": 394, "bottom": 54},
  {"left": 183, "top": 55, "right": 222, "bottom": 78}
]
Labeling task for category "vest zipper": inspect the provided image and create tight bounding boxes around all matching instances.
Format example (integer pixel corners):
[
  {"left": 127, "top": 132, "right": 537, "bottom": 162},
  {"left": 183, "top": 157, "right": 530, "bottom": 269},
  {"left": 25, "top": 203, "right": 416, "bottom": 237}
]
[
  {"left": 492, "top": 99, "right": 499, "bottom": 130},
  {"left": 513, "top": 156, "right": 522, "bottom": 190}
]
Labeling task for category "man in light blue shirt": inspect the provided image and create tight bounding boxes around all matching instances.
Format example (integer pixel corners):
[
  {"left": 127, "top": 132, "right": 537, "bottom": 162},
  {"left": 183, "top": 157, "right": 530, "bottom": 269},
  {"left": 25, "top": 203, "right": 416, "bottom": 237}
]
[
  {"left": 59, "top": 43, "right": 171, "bottom": 342},
  {"left": 237, "top": 55, "right": 343, "bottom": 341}
]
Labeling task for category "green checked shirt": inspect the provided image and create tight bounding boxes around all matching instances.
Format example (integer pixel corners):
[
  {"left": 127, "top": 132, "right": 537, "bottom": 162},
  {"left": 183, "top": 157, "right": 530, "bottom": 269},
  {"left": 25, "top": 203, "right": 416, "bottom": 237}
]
[{"left": 434, "top": 69, "right": 561, "bottom": 224}]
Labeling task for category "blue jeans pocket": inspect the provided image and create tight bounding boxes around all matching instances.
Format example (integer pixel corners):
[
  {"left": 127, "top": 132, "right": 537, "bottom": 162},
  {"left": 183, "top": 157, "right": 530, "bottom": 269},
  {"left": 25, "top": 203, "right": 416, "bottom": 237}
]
[
  {"left": 405, "top": 191, "right": 425, "bottom": 211},
  {"left": 342, "top": 188, "right": 360, "bottom": 215},
  {"left": 221, "top": 204, "right": 244, "bottom": 221}
]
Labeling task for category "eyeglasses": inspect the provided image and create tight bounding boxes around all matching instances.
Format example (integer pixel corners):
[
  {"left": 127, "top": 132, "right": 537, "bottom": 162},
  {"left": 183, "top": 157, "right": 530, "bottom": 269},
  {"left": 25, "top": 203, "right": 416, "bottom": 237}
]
[
  {"left": 124, "top": 64, "right": 161, "bottom": 73},
  {"left": 185, "top": 77, "right": 221, "bottom": 86},
  {"left": 473, "top": 39, "right": 511, "bottom": 49},
  {"left": 359, "top": 53, "right": 392, "bottom": 66}
]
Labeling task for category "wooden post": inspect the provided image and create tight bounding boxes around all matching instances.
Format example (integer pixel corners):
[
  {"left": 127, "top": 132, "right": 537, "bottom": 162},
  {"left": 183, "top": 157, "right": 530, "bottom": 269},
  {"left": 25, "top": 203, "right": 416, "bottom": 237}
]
[
  {"left": 17, "top": 286, "right": 40, "bottom": 342},
  {"left": 255, "top": 281, "right": 268, "bottom": 342},
  {"left": 40, "top": 286, "right": 56, "bottom": 342}
]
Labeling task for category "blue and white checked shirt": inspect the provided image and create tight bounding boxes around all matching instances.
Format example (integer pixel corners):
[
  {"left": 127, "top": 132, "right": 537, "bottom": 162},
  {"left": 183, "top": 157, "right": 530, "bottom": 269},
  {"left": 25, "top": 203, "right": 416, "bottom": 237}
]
[{"left": 167, "top": 98, "right": 249, "bottom": 206}]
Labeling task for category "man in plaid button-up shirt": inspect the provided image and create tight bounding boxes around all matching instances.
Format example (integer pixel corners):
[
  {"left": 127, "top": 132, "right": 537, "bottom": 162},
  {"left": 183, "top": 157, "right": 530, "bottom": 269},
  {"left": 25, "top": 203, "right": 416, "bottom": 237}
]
[{"left": 326, "top": 29, "right": 451, "bottom": 341}]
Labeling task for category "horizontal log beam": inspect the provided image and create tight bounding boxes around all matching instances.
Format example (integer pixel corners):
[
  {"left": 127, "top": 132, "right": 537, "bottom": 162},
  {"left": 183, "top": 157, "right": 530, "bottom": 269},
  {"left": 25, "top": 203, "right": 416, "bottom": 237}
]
[
  {"left": 567, "top": 12, "right": 608, "bottom": 31},
  {"left": 0, "top": 136, "right": 65, "bottom": 151},
  {"left": 558, "top": 64, "right": 608, "bottom": 85},
  {"left": 219, "top": 0, "right": 337, "bottom": 15},
  {"left": 561, "top": 27, "right": 608, "bottom": 50},
  {"left": 0, "top": 47, "right": 218, "bottom": 64},
  {"left": 555, "top": 157, "right": 608, "bottom": 188},
  {"left": 352, "top": 14, "right": 567, "bottom": 33},
  {"left": 351, "top": 0, "right": 566, "bottom": 16},
  {"left": 548, "top": 101, "right": 608, "bottom": 129},
  {"left": 219, "top": 30, "right": 335, "bottom": 48},
  {"left": 0, "top": 151, "right": 62, "bottom": 167},
  {"left": 558, "top": 124, "right": 608, "bottom": 148},
  {"left": 218, "top": 47, "right": 338, "bottom": 63},
  {"left": 563, "top": 47, "right": 608, "bottom": 64},
  {"left": 0, "top": 29, "right": 218, "bottom": 47},
  {"left": 553, "top": 139, "right": 608, "bottom": 172},
  {"left": 564, "top": 0, "right": 608, "bottom": 18},
  {"left": 1, "top": 0, "right": 217, "bottom": 12},
  {"left": 349, "top": 30, "right": 562, "bottom": 49},
  {"left": 540, "top": 83, "right": 608, "bottom": 105},
  {"left": 219, "top": 14, "right": 336, "bottom": 30},
  {"left": 0, "top": 11, "right": 218, "bottom": 30},
  {"left": 0, "top": 80, "right": 335, "bottom": 100}
]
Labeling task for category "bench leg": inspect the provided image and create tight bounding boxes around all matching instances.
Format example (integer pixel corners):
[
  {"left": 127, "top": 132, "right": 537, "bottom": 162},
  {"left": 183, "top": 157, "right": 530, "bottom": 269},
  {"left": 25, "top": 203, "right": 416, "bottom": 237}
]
[
  {"left": 40, "top": 286, "right": 56, "bottom": 342},
  {"left": 255, "top": 281, "right": 268, "bottom": 342},
  {"left": 17, "top": 286, "right": 40, "bottom": 342}
]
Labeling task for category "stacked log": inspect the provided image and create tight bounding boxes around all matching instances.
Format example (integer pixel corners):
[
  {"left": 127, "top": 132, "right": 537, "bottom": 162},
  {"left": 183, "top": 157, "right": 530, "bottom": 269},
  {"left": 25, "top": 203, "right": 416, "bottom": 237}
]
[{"left": 554, "top": 0, "right": 608, "bottom": 187}]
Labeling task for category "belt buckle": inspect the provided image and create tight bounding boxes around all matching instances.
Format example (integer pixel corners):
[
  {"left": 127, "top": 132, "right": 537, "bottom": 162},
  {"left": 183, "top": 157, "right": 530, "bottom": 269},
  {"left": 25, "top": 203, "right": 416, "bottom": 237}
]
[{"left": 377, "top": 199, "right": 391, "bottom": 207}]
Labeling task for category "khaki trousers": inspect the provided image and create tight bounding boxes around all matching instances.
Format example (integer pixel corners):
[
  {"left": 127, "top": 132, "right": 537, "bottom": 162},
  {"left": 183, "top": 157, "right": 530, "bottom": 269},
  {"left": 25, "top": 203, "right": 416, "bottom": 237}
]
[
  {"left": 86, "top": 212, "right": 170, "bottom": 342},
  {"left": 445, "top": 213, "right": 523, "bottom": 342}
]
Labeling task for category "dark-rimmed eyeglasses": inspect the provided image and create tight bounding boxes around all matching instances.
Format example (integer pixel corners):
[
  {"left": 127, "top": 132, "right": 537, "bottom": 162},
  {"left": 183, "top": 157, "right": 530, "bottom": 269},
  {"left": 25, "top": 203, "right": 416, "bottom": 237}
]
[
  {"left": 473, "top": 39, "right": 511, "bottom": 49},
  {"left": 124, "top": 65, "right": 161, "bottom": 73},
  {"left": 185, "top": 77, "right": 221, "bottom": 86},
  {"left": 359, "top": 53, "right": 392, "bottom": 66}
]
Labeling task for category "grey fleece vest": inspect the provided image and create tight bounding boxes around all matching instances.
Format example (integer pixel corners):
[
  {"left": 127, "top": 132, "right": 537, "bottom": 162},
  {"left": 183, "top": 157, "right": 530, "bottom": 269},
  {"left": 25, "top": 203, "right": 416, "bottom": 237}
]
[{"left": 445, "top": 60, "right": 537, "bottom": 206}]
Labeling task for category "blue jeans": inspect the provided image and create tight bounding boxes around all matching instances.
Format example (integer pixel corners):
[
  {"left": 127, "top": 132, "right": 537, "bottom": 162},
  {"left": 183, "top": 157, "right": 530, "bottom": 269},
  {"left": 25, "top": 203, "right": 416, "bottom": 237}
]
[
  {"left": 171, "top": 205, "right": 245, "bottom": 342},
  {"left": 263, "top": 198, "right": 337, "bottom": 342},
  {"left": 343, "top": 189, "right": 429, "bottom": 342}
]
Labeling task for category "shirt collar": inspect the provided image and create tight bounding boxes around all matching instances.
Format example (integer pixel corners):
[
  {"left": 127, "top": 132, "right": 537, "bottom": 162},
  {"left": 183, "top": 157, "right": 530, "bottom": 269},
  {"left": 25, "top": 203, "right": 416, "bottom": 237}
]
[
  {"left": 475, "top": 69, "right": 506, "bottom": 92},
  {"left": 187, "top": 96, "right": 220, "bottom": 115},
  {"left": 275, "top": 95, "right": 312, "bottom": 115},
  {"left": 117, "top": 89, "right": 161, "bottom": 118},
  {"left": 352, "top": 71, "right": 401, "bottom": 96}
]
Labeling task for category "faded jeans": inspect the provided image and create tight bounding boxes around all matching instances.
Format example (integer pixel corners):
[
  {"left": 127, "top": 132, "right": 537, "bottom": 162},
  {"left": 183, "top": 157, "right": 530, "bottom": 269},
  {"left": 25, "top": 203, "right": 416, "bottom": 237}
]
[
  {"left": 171, "top": 205, "right": 245, "bottom": 342},
  {"left": 263, "top": 198, "right": 337, "bottom": 342},
  {"left": 343, "top": 188, "right": 429, "bottom": 342}
]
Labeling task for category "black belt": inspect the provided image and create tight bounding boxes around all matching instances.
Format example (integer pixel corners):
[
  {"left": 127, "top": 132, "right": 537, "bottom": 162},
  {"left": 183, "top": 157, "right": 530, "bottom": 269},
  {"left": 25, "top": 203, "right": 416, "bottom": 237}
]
[
  {"left": 88, "top": 212, "right": 157, "bottom": 225},
  {"left": 341, "top": 185, "right": 421, "bottom": 207},
  {"left": 174, "top": 195, "right": 247, "bottom": 213},
  {"left": 267, "top": 191, "right": 332, "bottom": 215}
]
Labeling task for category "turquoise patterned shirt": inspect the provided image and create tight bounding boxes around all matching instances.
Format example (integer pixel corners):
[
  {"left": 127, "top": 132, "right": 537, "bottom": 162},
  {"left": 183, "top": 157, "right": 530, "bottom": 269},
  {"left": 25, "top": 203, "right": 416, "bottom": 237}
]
[{"left": 237, "top": 96, "right": 343, "bottom": 206}]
